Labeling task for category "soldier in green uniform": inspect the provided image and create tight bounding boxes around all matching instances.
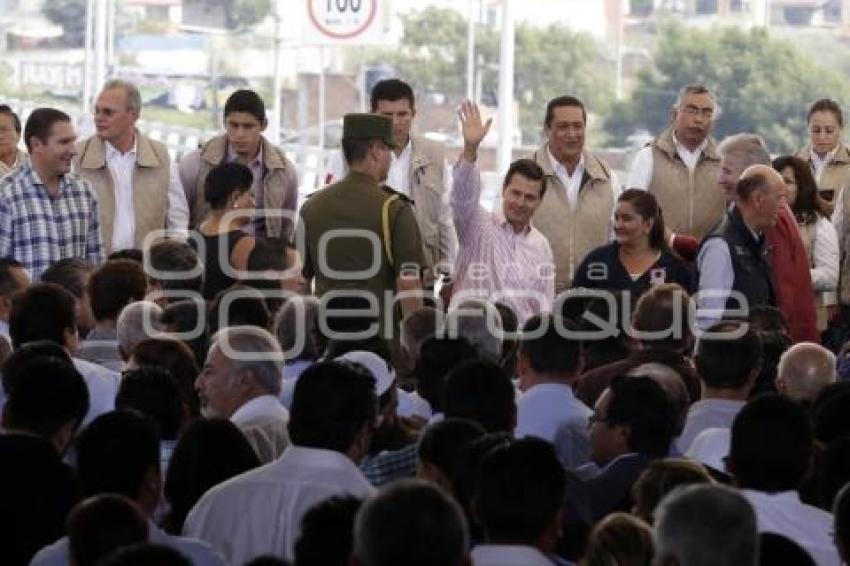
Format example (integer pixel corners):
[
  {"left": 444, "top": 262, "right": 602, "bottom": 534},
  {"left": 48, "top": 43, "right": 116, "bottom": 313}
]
[{"left": 298, "top": 114, "right": 425, "bottom": 346}]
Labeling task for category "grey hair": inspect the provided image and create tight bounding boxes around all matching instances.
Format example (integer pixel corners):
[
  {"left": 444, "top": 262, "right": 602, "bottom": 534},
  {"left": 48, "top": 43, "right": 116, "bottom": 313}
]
[
  {"left": 718, "top": 133, "right": 770, "bottom": 170},
  {"left": 777, "top": 342, "right": 836, "bottom": 402},
  {"left": 654, "top": 484, "right": 759, "bottom": 566},
  {"left": 673, "top": 84, "right": 722, "bottom": 118},
  {"left": 272, "top": 295, "right": 321, "bottom": 361},
  {"left": 211, "top": 325, "right": 283, "bottom": 395},
  {"left": 102, "top": 79, "right": 142, "bottom": 114},
  {"left": 117, "top": 300, "right": 164, "bottom": 359},
  {"left": 442, "top": 298, "right": 503, "bottom": 363}
]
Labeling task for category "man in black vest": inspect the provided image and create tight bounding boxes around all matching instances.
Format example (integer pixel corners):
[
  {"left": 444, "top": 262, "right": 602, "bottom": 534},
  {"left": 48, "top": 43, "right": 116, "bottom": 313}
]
[{"left": 696, "top": 164, "right": 785, "bottom": 330}]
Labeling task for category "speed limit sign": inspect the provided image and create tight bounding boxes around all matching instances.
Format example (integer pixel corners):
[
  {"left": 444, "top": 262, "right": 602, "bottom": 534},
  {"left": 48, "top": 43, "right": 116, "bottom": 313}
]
[{"left": 303, "top": 0, "right": 383, "bottom": 45}]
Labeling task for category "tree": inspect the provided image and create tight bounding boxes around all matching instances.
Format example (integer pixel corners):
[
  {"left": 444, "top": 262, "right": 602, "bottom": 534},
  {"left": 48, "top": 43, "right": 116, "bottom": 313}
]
[
  {"left": 183, "top": 0, "right": 272, "bottom": 31},
  {"left": 43, "top": 0, "right": 87, "bottom": 47},
  {"left": 605, "top": 22, "right": 850, "bottom": 153},
  {"left": 368, "top": 7, "right": 614, "bottom": 144}
]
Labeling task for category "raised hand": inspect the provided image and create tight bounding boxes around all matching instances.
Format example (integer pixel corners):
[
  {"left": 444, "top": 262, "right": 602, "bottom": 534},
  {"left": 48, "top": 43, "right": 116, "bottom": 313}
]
[{"left": 458, "top": 100, "right": 492, "bottom": 161}]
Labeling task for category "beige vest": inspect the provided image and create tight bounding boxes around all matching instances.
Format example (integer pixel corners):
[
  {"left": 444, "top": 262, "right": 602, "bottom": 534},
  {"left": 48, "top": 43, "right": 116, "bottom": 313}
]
[
  {"left": 648, "top": 127, "right": 724, "bottom": 238},
  {"left": 531, "top": 145, "right": 615, "bottom": 291},
  {"left": 74, "top": 133, "right": 170, "bottom": 254},
  {"left": 192, "top": 135, "right": 298, "bottom": 239},
  {"left": 795, "top": 143, "right": 850, "bottom": 206},
  {"left": 408, "top": 136, "right": 448, "bottom": 274}
]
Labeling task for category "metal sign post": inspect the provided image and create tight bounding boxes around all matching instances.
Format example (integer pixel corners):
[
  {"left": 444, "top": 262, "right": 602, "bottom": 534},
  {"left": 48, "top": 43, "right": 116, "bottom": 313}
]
[{"left": 301, "top": 0, "right": 384, "bottom": 180}]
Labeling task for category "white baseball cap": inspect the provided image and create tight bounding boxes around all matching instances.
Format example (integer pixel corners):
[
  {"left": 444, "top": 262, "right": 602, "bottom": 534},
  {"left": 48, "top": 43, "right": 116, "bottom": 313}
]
[{"left": 336, "top": 350, "right": 395, "bottom": 396}]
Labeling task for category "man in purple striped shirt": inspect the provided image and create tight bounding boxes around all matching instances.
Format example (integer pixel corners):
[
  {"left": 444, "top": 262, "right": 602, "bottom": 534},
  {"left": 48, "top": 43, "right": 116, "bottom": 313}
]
[{"left": 450, "top": 101, "right": 555, "bottom": 322}]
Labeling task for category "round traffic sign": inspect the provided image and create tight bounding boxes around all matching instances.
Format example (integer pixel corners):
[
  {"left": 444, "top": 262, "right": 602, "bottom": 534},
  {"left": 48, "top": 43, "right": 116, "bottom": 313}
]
[{"left": 307, "top": 0, "right": 378, "bottom": 40}]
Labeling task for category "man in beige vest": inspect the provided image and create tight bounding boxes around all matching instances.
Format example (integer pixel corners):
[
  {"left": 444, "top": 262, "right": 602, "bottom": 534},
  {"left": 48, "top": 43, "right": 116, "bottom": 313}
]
[
  {"left": 628, "top": 85, "right": 725, "bottom": 246},
  {"left": 179, "top": 89, "right": 299, "bottom": 241},
  {"left": 325, "top": 79, "right": 456, "bottom": 288},
  {"left": 531, "top": 95, "right": 619, "bottom": 291},
  {"left": 74, "top": 80, "right": 189, "bottom": 254}
]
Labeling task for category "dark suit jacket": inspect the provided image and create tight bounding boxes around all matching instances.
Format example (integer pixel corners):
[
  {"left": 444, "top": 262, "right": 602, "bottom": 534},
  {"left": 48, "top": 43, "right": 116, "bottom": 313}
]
[
  {"left": 581, "top": 453, "right": 650, "bottom": 523},
  {"left": 0, "top": 434, "right": 80, "bottom": 566}
]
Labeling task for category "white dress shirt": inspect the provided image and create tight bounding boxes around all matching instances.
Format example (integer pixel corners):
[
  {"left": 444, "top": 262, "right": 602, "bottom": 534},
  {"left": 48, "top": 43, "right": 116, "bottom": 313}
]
[
  {"left": 471, "top": 544, "right": 558, "bottom": 566},
  {"left": 548, "top": 148, "right": 585, "bottom": 211},
  {"left": 742, "top": 489, "right": 840, "bottom": 566},
  {"left": 807, "top": 216, "right": 839, "bottom": 293},
  {"left": 230, "top": 394, "right": 290, "bottom": 464},
  {"left": 684, "top": 427, "right": 730, "bottom": 471},
  {"left": 71, "top": 357, "right": 120, "bottom": 428},
  {"left": 627, "top": 132, "right": 709, "bottom": 190},
  {"left": 184, "top": 444, "right": 376, "bottom": 564},
  {"left": 280, "top": 359, "right": 314, "bottom": 409},
  {"left": 676, "top": 398, "right": 745, "bottom": 454},
  {"left": 515, "top": 382, "right": 592, "bottom": 468},
  {"left": 0, "top": 356, "right": 119, "bottom": 432},
  {"left": 105, "top": 139, "right": 189, "bottom": 251},
  {"left": 30, "top": 520, "right": 225, "bottom": 566}
]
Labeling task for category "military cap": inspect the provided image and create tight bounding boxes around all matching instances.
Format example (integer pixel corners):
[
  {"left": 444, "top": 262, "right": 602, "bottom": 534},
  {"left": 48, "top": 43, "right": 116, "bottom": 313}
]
[{"left": 342, "top": 113, "right": 398, "bottom": 149}]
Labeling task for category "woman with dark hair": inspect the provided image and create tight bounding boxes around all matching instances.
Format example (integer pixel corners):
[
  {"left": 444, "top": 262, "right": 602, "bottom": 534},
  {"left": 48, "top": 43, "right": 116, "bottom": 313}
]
[
  {"left": 571, "top": 189, "right": 692, "bottom": 301},
  {"left": 773, "top": 155, "right": 838, "bottom": 331},
  {"left": 194, "top": 162, "right": 257, "bottom": 300},
  {"left": 160, "top": 418, "right": 260, "bottom": 535},
  {"left": 796, "top": 98, "right": 850, "bottom": 214}
]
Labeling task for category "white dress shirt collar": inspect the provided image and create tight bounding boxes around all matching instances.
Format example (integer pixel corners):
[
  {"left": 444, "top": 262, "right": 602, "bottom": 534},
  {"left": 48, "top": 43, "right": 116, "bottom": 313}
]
[
  {"left": 547, "top": 147, "right": 585, "bottom": 210},
  {"left": 105, "top": 136, "right": 137, "bottom": 159},
  {"left": 227, "top": 142, "right": 263, "bottom": 168},
  {"left": 230, "top": 394, "right": 288, "bottom": 426},
  {"left": 386, "top": 138, "right": 413, "bottom": 195},
  {"left": 671, "top": 130, "right": 708, "bottom": 171}
]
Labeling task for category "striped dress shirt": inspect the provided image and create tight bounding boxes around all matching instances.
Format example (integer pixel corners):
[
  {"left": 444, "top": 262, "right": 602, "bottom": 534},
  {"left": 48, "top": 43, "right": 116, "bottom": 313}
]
[
  {"left": 450, "top": 158, "right": 555, "bottom": 321},
  {"left": 0, "top": 164, "right": 104, "bottom": 279}
]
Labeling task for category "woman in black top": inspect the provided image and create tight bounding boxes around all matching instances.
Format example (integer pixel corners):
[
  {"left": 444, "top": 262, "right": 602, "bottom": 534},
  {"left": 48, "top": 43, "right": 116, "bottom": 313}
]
[
  {"left": 571, "top": 189, "right": 692, "bottom": 304},
  {"left": 194, "top": 162, "right": 256, "bottom": 300}
]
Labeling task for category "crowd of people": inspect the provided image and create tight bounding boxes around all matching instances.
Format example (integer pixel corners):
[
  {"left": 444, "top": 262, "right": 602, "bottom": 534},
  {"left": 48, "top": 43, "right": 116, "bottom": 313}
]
[{"left": 0, "top": 75, "right": 849, "bottom": 566}]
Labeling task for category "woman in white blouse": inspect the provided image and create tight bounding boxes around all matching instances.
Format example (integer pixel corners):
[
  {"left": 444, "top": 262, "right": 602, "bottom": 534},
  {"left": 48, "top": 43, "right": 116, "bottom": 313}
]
[{"left": 773, "top": 155, "right": 839, "bottom": 331}]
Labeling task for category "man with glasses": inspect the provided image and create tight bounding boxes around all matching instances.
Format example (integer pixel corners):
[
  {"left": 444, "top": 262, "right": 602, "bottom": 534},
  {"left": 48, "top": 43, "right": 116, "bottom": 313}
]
[
  {"left": 628, "top": 85, "right": 725, "bottom": 248},
  {"left": 74, "top": 80, "right": 189, "bottom": 255}
]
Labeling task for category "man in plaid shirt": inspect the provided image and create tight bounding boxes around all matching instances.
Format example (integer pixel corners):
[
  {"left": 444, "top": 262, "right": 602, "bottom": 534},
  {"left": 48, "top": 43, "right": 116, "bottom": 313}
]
[{"left": 0, "top": 108, "right": 103, "bottom": 279}]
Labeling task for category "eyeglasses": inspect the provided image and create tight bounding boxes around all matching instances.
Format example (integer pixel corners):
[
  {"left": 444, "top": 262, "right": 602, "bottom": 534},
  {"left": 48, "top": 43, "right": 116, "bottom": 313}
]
[{"left": 682, "top": 105, "right": 715, "bottom": 119}]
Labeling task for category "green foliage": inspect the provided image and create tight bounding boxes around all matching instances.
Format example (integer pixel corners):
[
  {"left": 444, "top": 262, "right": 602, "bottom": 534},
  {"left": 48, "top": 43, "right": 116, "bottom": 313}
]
[
  {"left": 369, "top": 7, "right": 614, "bottom": 144},
  {"left": 42, "top": 0, "right": 87, "bottom": 47},
  {"left": 184, "top": 0, "right": 271, "bottom": 31},
  {"left": 606, "top": 22, "right": 850, "bottom": 152}
]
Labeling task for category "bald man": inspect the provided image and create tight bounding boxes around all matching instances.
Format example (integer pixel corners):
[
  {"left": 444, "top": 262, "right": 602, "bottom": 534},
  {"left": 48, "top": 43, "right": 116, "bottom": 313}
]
[
  {"left": 699, "top": 133, "right": 818, "bottom": 342},
  {"left": 776, "top": 342, "right": 836, "bottom": 404},
  {"left": 696, "top": 164, "right": 786, "bottom": 329}
]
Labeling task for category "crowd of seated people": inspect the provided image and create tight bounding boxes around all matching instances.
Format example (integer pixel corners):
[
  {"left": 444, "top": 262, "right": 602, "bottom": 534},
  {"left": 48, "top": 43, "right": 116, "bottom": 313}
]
[{"left": 2, "top": 81, "right": 850, "bottom": 566}]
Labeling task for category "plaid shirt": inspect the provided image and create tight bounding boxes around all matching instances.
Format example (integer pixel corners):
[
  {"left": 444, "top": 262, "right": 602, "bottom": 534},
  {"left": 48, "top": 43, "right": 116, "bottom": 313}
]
[
  {"left": 360, "top": 443, "right": 418, "bottom": 487},
  {"left": 0, "top": 164, "right": 104, "bottom": 279}
]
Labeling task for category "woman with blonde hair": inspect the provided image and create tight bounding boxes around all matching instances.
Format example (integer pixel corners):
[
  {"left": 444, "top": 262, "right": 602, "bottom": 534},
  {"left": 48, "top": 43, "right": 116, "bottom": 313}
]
[{"left": 580, "top": 512, "right": 653, "bottom": 566}]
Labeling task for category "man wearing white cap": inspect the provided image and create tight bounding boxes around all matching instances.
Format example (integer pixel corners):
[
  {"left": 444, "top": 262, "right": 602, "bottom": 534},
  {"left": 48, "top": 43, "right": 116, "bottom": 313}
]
[{"left": 337, "top": 350, "right": 419, "bottom": 486}]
